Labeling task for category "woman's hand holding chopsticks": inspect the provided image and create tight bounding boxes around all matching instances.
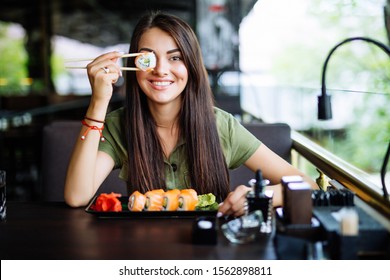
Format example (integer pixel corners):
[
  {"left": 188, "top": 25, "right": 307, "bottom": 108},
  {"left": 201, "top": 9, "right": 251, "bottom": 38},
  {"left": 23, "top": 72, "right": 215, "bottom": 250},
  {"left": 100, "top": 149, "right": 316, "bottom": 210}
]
[{"left": 86, "top": 51, "right": 123, "bottom": 103}]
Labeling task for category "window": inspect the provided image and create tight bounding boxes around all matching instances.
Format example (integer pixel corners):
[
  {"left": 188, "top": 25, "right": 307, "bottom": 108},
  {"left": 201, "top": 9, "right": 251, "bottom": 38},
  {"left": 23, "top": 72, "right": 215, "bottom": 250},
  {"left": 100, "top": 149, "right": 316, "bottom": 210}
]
[{"left": 239, "top": 0, "right": 390, "bottom": 192}]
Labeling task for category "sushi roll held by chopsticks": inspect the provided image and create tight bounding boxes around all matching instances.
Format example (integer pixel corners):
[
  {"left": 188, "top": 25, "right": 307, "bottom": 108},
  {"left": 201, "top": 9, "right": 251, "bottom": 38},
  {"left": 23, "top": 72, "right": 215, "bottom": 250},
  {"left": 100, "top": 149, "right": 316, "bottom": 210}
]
[
  {"left": 133, "top": 52, "right": 157, "bottom": 72},
  {"left": 64, "top": 52, "right": 156, "bottom": 72}
]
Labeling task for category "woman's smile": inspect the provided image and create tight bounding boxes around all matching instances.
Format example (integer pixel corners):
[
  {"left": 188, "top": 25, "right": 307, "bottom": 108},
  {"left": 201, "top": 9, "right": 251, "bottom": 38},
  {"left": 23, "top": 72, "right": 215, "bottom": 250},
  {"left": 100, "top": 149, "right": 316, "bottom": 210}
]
[{"left": 149, "top": 79, "right": 174, "bottom": 88}]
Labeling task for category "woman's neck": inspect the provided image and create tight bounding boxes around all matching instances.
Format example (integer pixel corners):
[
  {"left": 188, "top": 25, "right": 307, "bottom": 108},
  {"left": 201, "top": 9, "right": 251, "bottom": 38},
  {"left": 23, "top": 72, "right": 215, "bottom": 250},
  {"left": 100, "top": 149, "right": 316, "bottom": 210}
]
[
  {"left": 148, "top": 101, "right": 180, "bottom": 130},
  {"left": 154, "top": 113, "right": 180, "bottom": 158}
]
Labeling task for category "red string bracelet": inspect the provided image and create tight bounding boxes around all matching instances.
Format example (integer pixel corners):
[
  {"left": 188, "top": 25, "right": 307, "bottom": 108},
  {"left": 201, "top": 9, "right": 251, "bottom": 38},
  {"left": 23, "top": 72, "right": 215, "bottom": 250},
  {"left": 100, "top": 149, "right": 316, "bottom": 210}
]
[
  {"left": 84, "top": 115, "right": 105, "bottom": 123},
  {"left": 81, "top": 119, "right": 105, "bottom": 142}
]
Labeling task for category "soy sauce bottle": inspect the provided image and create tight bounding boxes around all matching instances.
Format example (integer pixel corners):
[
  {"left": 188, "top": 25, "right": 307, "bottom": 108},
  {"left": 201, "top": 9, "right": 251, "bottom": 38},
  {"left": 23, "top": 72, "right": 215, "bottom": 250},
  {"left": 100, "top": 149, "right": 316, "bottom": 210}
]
[{"left": 246, "top": 169, "right": 273, "bottom": 233}]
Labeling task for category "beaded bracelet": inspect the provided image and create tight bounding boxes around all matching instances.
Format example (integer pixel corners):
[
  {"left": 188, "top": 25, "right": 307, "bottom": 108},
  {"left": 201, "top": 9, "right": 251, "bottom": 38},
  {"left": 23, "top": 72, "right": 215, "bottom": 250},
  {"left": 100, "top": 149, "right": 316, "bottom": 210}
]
[{"left": 81, "top": 119, "right": 105, "bottom": 142}]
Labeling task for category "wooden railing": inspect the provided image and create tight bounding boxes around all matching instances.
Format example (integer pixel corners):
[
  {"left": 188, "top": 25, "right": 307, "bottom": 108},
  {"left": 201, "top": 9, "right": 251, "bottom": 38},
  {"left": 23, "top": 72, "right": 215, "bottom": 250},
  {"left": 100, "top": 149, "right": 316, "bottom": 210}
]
[{"left": 291, "top": 130, "right": 390, "bottom": 221}]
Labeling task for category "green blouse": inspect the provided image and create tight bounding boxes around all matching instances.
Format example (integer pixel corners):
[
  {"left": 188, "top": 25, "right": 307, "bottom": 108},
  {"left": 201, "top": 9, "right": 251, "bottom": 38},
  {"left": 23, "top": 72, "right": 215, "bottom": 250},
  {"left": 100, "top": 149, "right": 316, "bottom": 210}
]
[{"left": 99, "top": 107, "right": 261, "bottom": 189}]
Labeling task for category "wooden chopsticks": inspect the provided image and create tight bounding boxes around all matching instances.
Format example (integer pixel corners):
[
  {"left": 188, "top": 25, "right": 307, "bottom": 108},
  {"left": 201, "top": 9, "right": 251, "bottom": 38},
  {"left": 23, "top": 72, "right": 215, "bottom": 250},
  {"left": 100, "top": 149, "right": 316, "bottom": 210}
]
[
  {"left": 64, "top": 52, "right": 143, "bottom": 63},
  {"left": 64, "top": 53, "right": 144, "bottom": 71}
]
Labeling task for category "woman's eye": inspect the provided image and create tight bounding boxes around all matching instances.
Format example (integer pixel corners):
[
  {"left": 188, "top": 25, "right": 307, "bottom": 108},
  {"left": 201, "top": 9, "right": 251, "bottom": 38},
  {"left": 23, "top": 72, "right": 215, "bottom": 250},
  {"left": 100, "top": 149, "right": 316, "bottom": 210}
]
[{"left": 170, "top": 56, "right": 182, "bottom": 61}]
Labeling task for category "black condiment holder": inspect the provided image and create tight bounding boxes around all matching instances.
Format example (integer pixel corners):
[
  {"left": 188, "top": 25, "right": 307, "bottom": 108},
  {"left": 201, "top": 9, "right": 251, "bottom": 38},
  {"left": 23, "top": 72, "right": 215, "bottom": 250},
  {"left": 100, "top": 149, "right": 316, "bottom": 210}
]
[
  {"left": 246, "top": 170, "right": 273, "bottom": 233},
  {"left": 192, "top": 216, "right": 217, "bottom": 245}
]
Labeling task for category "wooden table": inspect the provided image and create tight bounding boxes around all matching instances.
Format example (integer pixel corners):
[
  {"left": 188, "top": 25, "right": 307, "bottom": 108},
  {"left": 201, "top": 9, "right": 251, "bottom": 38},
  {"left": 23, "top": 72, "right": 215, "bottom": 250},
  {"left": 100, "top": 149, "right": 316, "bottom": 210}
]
[{"left": 0, "top": 201, "right": 277, "bottom": 260}]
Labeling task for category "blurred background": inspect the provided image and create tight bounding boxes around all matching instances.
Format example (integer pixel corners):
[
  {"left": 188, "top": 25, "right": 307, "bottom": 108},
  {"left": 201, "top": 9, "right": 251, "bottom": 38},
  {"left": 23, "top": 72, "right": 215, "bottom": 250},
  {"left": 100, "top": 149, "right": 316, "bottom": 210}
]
[{"left": 0, "top": 0, "right": 389, "bottom": 202}]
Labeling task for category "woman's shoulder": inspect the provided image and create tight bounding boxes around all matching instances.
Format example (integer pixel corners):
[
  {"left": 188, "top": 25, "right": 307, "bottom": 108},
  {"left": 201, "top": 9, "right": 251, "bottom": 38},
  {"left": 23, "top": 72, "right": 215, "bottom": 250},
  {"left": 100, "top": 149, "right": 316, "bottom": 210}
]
[
  {"left": 213, "top": 106, "right": 239, "bottom": 130},
  {"left": 104, "top": 107, "right": 125, "bottom": 134},
  {"left": 213, "top": 106, "right": 235, "bottom": 123},
  {"left": 106, "top": 107, "right": 125, "bottom": 121}
]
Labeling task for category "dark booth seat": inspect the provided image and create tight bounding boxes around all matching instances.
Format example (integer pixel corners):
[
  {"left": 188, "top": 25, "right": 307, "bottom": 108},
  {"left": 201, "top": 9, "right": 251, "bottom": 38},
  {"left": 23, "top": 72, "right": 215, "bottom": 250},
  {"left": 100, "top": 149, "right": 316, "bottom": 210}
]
[
  {"left": 41, "top": 121, "right": 126, "bottom": 201},
  {"left": 229, "top": 123, "right": 292, "bottom": 188},
  {"left": 41, "top": 121, "right": 291, "bottom": 201}
]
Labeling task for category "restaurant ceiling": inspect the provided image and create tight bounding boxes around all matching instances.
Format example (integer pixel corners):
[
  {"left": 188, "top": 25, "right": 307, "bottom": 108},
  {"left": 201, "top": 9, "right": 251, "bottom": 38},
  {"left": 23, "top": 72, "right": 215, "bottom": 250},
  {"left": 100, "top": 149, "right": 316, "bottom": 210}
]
[{"left": 0, "top": 0, "right": 257, "bottom": 47}]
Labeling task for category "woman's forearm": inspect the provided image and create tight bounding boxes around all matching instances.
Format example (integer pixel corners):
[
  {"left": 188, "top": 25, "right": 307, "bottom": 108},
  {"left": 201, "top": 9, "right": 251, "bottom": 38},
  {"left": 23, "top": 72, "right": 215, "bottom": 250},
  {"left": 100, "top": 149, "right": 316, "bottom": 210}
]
[{"left": 64, "top": 100, "right": 110, "bottom": 207}]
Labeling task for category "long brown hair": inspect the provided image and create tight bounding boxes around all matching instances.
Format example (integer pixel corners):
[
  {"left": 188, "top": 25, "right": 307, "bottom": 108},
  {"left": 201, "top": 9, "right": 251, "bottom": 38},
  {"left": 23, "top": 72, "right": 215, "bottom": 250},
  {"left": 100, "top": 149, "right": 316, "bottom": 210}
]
[{"left": 124, "top": 11, "right": 230, "bottom": 201}]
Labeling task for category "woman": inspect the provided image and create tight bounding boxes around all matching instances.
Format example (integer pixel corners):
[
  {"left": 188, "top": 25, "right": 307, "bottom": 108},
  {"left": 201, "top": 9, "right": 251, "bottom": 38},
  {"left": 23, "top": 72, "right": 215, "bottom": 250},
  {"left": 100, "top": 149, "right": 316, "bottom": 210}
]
[{"left": 64, "top": 11, "right": 317, "bottom": 216}]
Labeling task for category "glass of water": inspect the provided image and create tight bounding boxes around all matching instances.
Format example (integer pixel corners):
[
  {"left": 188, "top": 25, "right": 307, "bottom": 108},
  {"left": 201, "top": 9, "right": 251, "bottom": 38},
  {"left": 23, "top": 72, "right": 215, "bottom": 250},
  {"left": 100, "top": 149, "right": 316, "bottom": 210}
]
[
  {"left": 0, "top": 170, "right": 6, "bottom": 221},
  {"left": 221, "top": 210, "right": 263, "bottom": 244}
]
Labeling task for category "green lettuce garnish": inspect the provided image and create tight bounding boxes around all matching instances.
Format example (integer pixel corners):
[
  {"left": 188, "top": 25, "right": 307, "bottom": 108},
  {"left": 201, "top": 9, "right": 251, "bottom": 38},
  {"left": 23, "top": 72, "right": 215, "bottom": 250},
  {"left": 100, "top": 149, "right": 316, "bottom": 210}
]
[{"left": 196, "top": 193, "right": 219, "bottom": 211}]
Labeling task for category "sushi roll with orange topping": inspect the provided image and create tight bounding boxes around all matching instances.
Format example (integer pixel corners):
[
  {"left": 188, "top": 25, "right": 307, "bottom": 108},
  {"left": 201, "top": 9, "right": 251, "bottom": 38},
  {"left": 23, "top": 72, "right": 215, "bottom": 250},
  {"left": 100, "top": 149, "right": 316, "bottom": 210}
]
[
  {"left": 178, "top": 189, "right": 198, "bottom": 211},
  {"left": 144, "top": 189, "right": 165, "bottom": 211},
  {"left": 162, "top": 189, "right": 181, "bottom": 211},
  {"left": 128, "top": 190, "right": 146, "bottom": 212}
]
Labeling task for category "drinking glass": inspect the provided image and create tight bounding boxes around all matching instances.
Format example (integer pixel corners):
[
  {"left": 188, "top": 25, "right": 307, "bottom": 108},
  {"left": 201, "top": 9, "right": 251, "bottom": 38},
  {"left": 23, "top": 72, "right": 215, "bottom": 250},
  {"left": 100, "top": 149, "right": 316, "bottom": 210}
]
[
  {"left": 221, "top": 210, "right": 263, "bottom": 244},
  {"left": 0, "top": 170, "right": 6, "bottom": 221}
]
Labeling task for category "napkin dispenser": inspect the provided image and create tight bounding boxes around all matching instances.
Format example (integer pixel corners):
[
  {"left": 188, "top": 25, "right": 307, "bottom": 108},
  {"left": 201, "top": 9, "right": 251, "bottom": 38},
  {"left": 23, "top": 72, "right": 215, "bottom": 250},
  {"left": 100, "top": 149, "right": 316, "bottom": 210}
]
[
  {"left": 276, "top": 176, "right": 320, "bottom": 242},
  {"left": 284, "top": 182, "right": 312, "bottom": 225}
]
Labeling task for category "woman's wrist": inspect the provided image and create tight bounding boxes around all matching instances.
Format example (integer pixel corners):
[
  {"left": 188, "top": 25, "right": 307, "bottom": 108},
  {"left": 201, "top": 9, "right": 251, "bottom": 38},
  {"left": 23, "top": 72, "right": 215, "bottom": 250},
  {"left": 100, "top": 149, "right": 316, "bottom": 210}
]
[{"left": 85, "top": 98, "right": 109, "bottom": 123}]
